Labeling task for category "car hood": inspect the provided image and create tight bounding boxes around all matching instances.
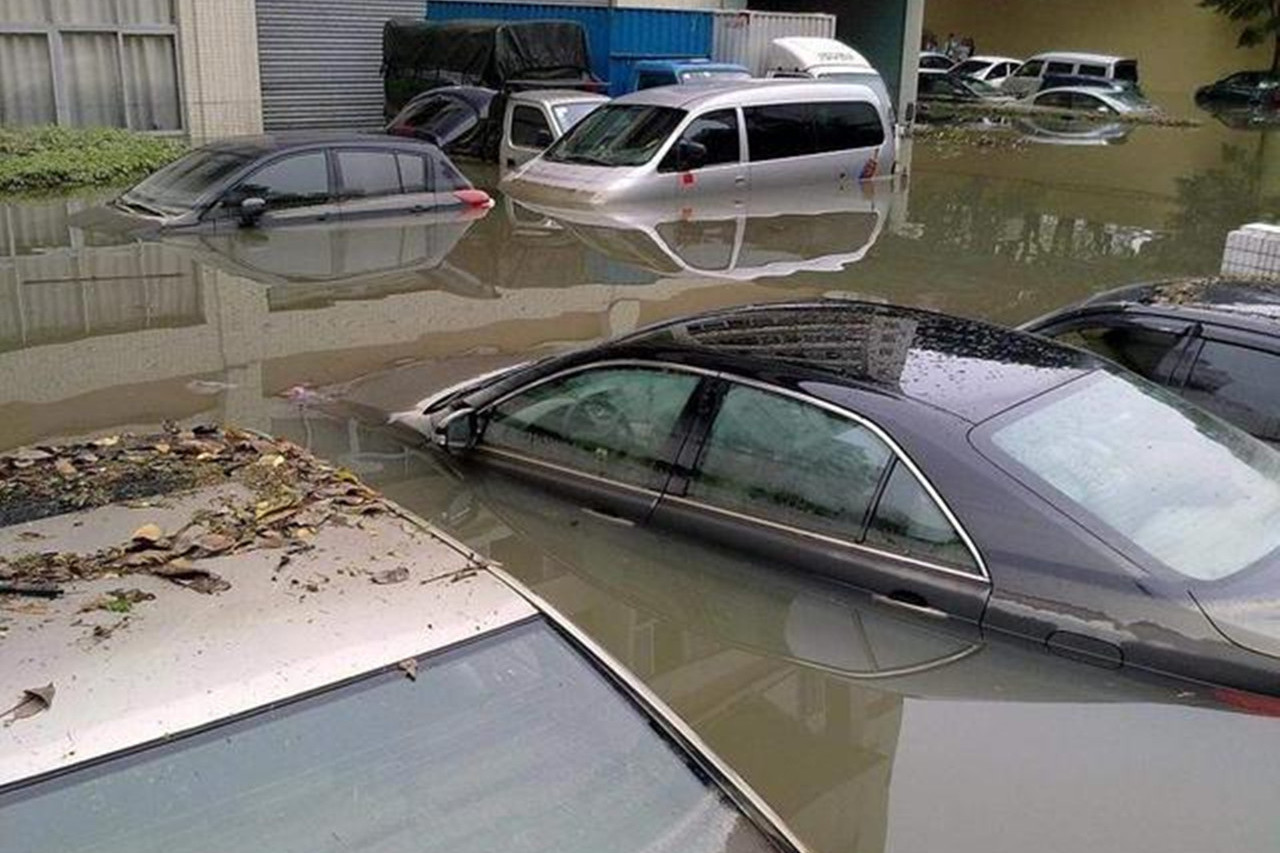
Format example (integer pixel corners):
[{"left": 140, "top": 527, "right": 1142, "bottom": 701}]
[{"left": 1193, "top": 565, "right": 1280, "bottom": 660}]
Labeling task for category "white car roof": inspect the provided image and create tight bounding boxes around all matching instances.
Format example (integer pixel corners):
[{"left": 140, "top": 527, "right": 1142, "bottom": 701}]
[
  {"left": 769, "top": 37, "right": 873, "bottom": 71},
  {"left": 960, "top": 55, "right": 1022, "bottom": 66},
  {"left": 610, "top": 78, "right": 881, "bottom": 111},
  {"left": 511, "top": 89, "right": 609, "bottom": 108},
  {"left": 1028, "top": 51, "right": 1133, "bottom": 65},
  {"left": 1033, "top": 86, "right": 1145, "bottom": 111},
  {"left": 0, "top": 484, "right": 534, "bottom": 786}
]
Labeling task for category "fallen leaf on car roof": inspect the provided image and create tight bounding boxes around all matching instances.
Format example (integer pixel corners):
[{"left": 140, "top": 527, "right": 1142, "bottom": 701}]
[{"left": 3, "top": 683, "right": 55, "bottom": 726}]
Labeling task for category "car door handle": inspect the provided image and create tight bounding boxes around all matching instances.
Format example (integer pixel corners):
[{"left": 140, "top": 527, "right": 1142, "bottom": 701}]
[
  {"left": 580, "top": 507, "right": 635, "bottom": 527},
  {"left": 872, "top": 592, "right": 949, "bottom": 620},
  {"left": 734, "top": 176, "right": 747, "bottom": 186}
]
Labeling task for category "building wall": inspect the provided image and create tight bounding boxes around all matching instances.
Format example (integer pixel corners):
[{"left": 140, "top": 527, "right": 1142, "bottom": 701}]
[
  {"left": 176, "top": 0, "right": 264, "bottom": 143},
  {"left": 924, "top": 0, "right": 1271, "bottom": 97}
]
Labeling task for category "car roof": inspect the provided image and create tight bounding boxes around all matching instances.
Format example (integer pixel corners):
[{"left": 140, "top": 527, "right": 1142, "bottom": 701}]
[
  {"left": 771, "top": 37, "right": 873, "bottom": 69},
  {"left": 1029, "top": 51, "right": 1133, "bottom": 65},
  {"left": 609, "top": 79, "right": 880, "bottom": 110},
  {"left": 963, "top": 55, "right": 1022, "bottom": 65},
  {"left": 0, "top": 483, "right": 534, "bottom": 786},
  {"left": 1076, "top": 277, "right": 1280, "bottom": 332},
  {"left": 609, "top": 301, "right": 1101, "bottom": 422},
  {"left": 204, "top": 131, "right": 444, "bottom": 157},
  {"left": 511, "top": 88, "right": 609, "bottom": 106}
]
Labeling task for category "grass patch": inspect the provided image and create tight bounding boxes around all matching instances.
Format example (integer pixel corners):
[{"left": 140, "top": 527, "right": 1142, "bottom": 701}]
[{"left": 0, "top": 126, "right": 186, "bottom": 195}]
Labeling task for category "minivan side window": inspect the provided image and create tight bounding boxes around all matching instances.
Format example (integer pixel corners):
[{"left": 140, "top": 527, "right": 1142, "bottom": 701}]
[
  {"left": 511, "top": 105, "right": 554, "bottom": 149},
  {"left": 744, "top": 102, "right": 814, "bottom": 161},
  {"left": 1114, "top": 60, "right": 1138, "bottom": 82},
  {"left": 1077, "top": 63, "right": 1107, "bottom": 77},
  {"left": 658, "top": 108, "right": 740, "bottom": 172},
  {"left": 1045, "top": 61, "right": 1074, "bottom": 75},
  {"left": 1183, "top": 340, "right": 1280, "bottom": 443},
  {"left": 235, "top": 152, "right": 330, "bottom": 209},
  {"left": 814, "top": 101, "right": 884, "bottom": 151},
  {"left": 687, "top": 385, "right": 893, "bottom": 542},
  {"left": 1015, "top": 60, "right": 1044, "bottom": 77}
]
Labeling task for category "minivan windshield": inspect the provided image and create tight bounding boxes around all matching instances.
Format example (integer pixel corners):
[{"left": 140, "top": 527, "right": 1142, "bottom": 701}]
[
  {"left": 123, "top": 148, "right": 253, "bottom": 213},
  {"left": 0, "top": 619, "right": 782, "bottom": 853},
  {"left": 988, "top": 371, "right": 1280, "bottom": 581},
  {"left": 544, "top": 104, "right": 685, "bottom": 167}
]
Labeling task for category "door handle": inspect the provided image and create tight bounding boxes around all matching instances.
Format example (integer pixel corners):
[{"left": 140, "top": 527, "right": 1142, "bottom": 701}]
[
  {"left": 872, "top": 592, "right": 948, "bottom": 620},
  {"left": 734, "top": 176, "right": 747, "bottom": 186},
  {"left": 580, "top": 507, "right": 635, "bottom": 527}
]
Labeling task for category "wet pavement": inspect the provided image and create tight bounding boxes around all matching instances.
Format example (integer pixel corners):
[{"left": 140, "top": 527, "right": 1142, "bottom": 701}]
[{"left": 5, "top": 108, "right": 1280, "bottom": 851}]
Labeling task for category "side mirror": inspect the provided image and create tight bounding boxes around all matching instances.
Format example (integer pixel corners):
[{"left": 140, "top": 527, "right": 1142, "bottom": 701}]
[
  {"left": 676, "top": 139, "right": 708, "bottom": 172},
  {"left": 238, "top": 196, "right": 267, "bottom": 227},
  {"left": 433, "top": 407, "right": 478, "bottom": 453}
]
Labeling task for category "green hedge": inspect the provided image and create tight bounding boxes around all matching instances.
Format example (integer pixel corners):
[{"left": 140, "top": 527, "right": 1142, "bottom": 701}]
[{"left": 0, "top": 126, "right": 186, "bottom": 194}]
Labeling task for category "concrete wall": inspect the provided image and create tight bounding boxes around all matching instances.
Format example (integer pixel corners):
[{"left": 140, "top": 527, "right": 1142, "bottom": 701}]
[
  {"left": 924, "top": 0, "right": 1272, "bottom": 98},
  {"left": 176, "top": 0, "right": 264, "bottom": 143}
]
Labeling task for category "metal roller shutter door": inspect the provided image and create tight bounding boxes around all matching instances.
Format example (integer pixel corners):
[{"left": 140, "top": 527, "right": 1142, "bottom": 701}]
[{"left": 257, "top": 0, "right": 425, "bottom": 131}]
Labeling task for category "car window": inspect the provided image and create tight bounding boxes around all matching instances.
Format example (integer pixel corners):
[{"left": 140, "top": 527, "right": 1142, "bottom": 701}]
[
  {"left": 235, "top": 152, "right": 330, "bottom": 209},
  {"left": 658, "top": 108, "right": 740, "bottom": 173},
  {"left": 1035, "top": 91, "right": 1074, "bottom": 109},
  {"left": 744, "top": 102, "right": 814, "bottom": 161},
  {"left": 434, "top": 155, "right": 469, "bottom": 191},
  {"left": 1016, "top": 60, "right": 1044, "bottom": 77},
  {"left": 953, "top": 60, "right": 988, "bottom": 76},
  {"left": 1184, "top": 340, "right": 1280, "bottom": 443},
  {"left": 336, "top": 150, "right": 402, "bottom": 198},
  {"left": 398, "top": 97, "right": 475, "bottom": 134},
  {"left": 544, "top": 104, "right": 685, "bottom": 168},
  {"left": 865, "top": 461, "right": 977, "bottom": 572},
  {"left": 484, "top": 367, "right": 701, "bottom": 486},
  {"left": 815, "top": 101, "right": 884, "bottom": 150},
  {"left": 1048, "top": 323, "right": 1188, "bottom": 383},
  {"left": 636, "top": 70, "right": 673, "bottom": 90},
  {"left": 552, "top": 101, "right": 601, "bottom": 133},
  {"left": 397, "top": 152, "right": 432, "bottom": 193},
  {"left": 919, "top": 75, "right": 947, "bottom": 96},
  {"left": 1071, "top": 93, "right": 1115, "bottom": 114},
  {"left": 0, "top": 620, "right": 783, "bottom": 853},
  {"left": 1114, "top": 60, "right": 1138, "bottom": 82},
  {"left": 1077, "top": 63, "right": 1107, "bottom": 77},
  {"left": 988, "top": 371, "right": 1280, "bottom": 581},
  {"left": 1046, "top": 61, "right": 1074, "bottom": 75},
  {"left": 511, "top": 104, "right": 554, "bottom": 149},
  {"left": 653, "top": 219, "right": 736, "bottom": 270},
  {"left": 126, "top": 148, "right": 252, "bottom": 211},
  {"left": 688, "top": 385, "right": 893, "bottom": 542}
]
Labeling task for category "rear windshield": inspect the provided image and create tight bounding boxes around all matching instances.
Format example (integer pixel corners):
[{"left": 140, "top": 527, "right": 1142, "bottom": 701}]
[
  {"left": 953, "top": 59, "right": 991, "bottom": 76},
  {"left": 0, "top": 619, "right": 782, "bottom": 853},
  {"left": 124, "top": 148, "right": 252, "bottom": 212},
  {"left": 1114, "top": 60, "right": 1139, "bottom": 82},
  {"left": 544, "top": 104, "right": 686, "bottom": 167},
  {"left": 987, "top": 371, "right": 1280, "bottom": 581}
]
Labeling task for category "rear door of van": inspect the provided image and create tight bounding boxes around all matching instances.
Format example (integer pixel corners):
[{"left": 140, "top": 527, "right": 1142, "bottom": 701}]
[{"left": 743, "top": 99, "right": 889, "bottom": 192}]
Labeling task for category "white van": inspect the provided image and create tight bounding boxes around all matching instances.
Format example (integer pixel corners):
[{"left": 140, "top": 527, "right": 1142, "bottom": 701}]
[
  {"left": 501, "top": 80, "right": 895, "bottom": 208},
  {"left": 1001, "top": 51, "right": 1139, "bottom": 98}
]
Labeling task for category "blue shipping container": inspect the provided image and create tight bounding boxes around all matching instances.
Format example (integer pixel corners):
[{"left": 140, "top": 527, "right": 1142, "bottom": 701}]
[{"left": 425, "top": 1, "right": 713, "bottom": 95}]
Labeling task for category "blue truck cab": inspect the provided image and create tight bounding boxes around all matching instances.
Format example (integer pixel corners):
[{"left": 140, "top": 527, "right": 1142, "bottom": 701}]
[{"left": 631, "top": 59, "right": 751, "bottom": 92}]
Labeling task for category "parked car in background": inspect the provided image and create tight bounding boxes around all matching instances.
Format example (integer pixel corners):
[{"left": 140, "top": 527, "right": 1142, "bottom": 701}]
[
  {"left": 765, "top": 37, "right": 895, "bottom": 121},
  {"left": 500, "top": 89, "right": 609, "bottom": 174},
  {"left": 415, "top": 300, "right": 1280, "bottom": 700},
  {"left": 80, "top": 133, "right": 491, "bottom": 236},
  {"left": 1030, "top": 86, "right": 1155, "bottom": 116},
  {"left": 1196, "top": 70, "right": 1280, "bottom": 107},
  {"left": 381, "top": 19, "right": 600, "bottom": 118},
  {"left": 0, "top": 491, "right": 805, "bottom": 853},
  {"left": 950, "top": 55, "right": 1023, "bottom": 85},
  {"left": 919, "top": 51, "right": 954, "bottom": 70},
  {"left": 631, "top": 58, "right": 752, "bottom": 91},
  {"left": 386, "top": 86, "right": 497, "bottom": 159},
  {"left": 502, "top": 80, "right": 894, "bottom": 208},
  {"left": 915, "top": 69, "right": 1013, "bottom": 121},
  {"left": 1002, "top": 51, "right": 1139, "bottom": 98},
  {"left": 1021, "top": 278, "right": 1280, "bottom": 445}
]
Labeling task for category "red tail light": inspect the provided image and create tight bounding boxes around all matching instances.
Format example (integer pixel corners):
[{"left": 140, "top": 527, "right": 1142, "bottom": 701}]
[
  {"left": 1213, "top": 687, "right": 1280, "bottom": 717},
  {"left": 453, "top": 189, "right": 493, "bottom": 208}
]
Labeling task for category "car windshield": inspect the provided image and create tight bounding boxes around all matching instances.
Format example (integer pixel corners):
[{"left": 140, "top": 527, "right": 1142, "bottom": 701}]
[
  {"left": 0, "top": 619, "right": 782, "bottom": 853},
  {"left": 959, "top": 75, "right": 1000, "bottom": 96},
  {"left": 552, "top": 100, "right": 603, "bottom": 132},
  {"left": 988, "top": 371, "right": 1280, "bottom": 582},
  {"left": 544, "top": 104, "right": 685, "bottom": 167},
  {"left": 123, "top": 148, "right": 253, "bottom": 212}
]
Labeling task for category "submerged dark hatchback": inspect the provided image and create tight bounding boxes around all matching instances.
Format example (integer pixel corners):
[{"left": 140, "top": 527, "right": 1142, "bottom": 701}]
[
  {"left": 90, "top": 133, "right": 491, "bottom": 236},
  {"left": 415, "top": 301, "right": 1280, "bottom": 700}
]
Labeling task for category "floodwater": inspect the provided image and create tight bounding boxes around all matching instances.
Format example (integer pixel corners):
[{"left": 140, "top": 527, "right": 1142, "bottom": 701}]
[{"left": 5, "top": 109, "right": 1280, "bottom": 852}]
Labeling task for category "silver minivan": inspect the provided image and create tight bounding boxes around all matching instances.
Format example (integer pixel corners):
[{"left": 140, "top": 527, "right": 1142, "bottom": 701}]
[
  {"left": 500, "top": 80, "right": 895, "bottom": 207},
  {"left": 1001, "top": 51, "right": 1139, "bottom": 98}
]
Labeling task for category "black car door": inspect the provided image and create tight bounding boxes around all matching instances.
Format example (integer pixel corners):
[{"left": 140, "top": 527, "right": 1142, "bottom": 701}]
[
  {"left": 650, "top": 377, "right": 991, "bottom": 624},
  {"left": 471, "top": 363, "right": 711, "bottom": 526}
]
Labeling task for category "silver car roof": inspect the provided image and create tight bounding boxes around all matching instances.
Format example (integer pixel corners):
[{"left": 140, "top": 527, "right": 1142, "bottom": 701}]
[
  {"left": 609, "top": 79, "right": 882, "bottom": 111},
  {"left": 511, "top": 89, "right": 610, "bottom": 107},
  {"left": 1028, "top": 51, "right": 1133, "bottom": 65}
]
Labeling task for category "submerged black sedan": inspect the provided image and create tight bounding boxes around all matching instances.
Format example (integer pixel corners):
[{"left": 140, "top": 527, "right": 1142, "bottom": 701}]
[{"left": 415, "top": 301, "right": 1280, "bottom": 698}]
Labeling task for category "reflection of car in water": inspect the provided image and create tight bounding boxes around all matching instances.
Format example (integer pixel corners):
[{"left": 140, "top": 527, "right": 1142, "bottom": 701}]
[
  {"left": 413, "top": 300, "right": 1280, "bottom": 701},
  {"left": 158, "top": 207, "right": 493, "bottom": 304},
  {"left": 1015, "top": 85, "right": 1153, "bottom": 145},
  {"left": 512, "top": 180, "right": 893, "bottom": 280}
]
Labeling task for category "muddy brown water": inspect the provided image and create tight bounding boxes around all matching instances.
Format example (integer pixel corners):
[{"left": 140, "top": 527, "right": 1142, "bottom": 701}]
[{"left": 4, "top": 114, "right": 1280, "bottom": 852}]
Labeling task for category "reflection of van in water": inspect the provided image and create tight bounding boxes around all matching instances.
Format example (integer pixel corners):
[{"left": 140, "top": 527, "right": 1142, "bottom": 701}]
[
  {"left": 511, "top": 180, "right": 892, "bottom": 280},
  {"left": 1001, "top": 52, "right": 1139, "bottom": 98},
  {"left": 501, "top": 80, "right": 894, "bottom": 208}
]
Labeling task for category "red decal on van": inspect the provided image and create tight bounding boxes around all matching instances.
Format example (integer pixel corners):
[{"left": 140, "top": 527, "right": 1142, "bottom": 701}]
[
  {"left": 859, "top": 156, "right": 879, "bottom": 180},
  {"left": 680, "top": 172, "right": 696, "bottom": 187}
]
